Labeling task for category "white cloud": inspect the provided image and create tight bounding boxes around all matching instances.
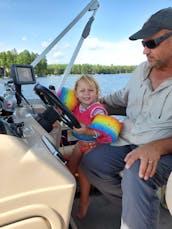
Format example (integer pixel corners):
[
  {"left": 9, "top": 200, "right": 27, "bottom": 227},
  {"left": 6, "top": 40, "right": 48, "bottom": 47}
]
[
  {"left": 41, "top": 41, "right": 49, "bottom": 47},
  {"left": 40, "top": 40, "right": 72, "bottom": 64},
  {"left": 45, "top": 41, "right": 73, "bottom": 64},
  {"left": 75, "top": 37, "right": 146, "bottom": 65},
  {"left": 44, "top": 36, "right": 146, "bottom": 66},
  {"left": 21, "top": 36, "right": 27, "bottom": 41},
  {"left": 83, "top": 37, "right": 105, "bottom": 50},
  {"left": 53, "top": 51, "right": 63, "bottom": 57},
  {"left": 63, "top": 43, "right": 71, "bottom": 49},
  {"left": 46, "top": 51, "right": 65, "bottom": 64}
]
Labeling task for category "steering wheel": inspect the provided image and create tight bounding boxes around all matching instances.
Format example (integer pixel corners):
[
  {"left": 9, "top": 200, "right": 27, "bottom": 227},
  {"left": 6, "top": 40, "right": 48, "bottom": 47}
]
[{"left": 34, "top": 84, "right": 81, "bottom": 129}]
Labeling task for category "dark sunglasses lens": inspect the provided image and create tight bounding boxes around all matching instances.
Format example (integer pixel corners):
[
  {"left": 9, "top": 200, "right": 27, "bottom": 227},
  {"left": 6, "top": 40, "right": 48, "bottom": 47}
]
[{"left": 142, "top": 40, "right": 157, "bottom": 49}]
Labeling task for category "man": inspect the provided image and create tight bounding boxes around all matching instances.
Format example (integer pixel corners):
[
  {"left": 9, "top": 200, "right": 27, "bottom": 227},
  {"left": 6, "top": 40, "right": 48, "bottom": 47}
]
[
  {"left": 81, "top": 7, "right": 172, "bottom": 229},
  {"left": 48, "top": 85, "right": 56, "bottom": 94}
]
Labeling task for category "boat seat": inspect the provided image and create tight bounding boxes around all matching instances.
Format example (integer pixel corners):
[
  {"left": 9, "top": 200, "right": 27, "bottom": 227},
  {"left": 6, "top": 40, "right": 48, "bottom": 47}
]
[{"left": 166, "top": 172, "right": 172, "bottom": 215}]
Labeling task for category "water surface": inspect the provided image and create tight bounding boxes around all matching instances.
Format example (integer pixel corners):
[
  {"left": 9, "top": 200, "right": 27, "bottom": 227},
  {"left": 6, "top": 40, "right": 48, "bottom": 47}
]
[{"left": 0, "top": 73, "right": 131, "bottom": 99}]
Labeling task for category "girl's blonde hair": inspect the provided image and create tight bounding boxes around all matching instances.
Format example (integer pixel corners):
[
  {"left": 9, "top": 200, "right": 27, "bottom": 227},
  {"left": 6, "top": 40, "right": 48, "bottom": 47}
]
[{"left": 74, "top": 75, "right": 100, "bottom": 94}]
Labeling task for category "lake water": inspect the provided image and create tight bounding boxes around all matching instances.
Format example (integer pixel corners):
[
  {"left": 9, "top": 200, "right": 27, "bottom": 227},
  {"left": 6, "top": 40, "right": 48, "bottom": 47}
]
[{"left": 0, "top": 73, "right": 131, "bottom": 99}]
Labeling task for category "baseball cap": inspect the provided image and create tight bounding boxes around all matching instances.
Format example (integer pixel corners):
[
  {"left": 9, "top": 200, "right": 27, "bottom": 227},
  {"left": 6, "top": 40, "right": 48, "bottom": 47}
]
[{"left": 129, "top": 7, "right": 172, "bottom": 40}]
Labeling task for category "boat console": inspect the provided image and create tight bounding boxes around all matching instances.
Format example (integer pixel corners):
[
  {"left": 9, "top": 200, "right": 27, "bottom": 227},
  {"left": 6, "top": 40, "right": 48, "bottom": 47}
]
[{"left": 0, "top": 65, "right": 78, "bottom": 229}]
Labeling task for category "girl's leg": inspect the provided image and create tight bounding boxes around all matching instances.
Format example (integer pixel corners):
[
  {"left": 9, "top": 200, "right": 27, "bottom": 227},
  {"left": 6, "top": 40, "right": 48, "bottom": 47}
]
[
  {"left": 77, "top": 167, "right": 91, "bottom": 219},
  {"left": 67, "top": 143, "right": 82, "bottom": 175}
]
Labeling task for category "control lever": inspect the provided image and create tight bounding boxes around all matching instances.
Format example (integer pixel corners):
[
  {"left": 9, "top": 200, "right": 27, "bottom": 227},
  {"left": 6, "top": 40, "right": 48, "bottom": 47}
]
[{"left": 41, "top": 135, "right": 66, "bottom": 164}]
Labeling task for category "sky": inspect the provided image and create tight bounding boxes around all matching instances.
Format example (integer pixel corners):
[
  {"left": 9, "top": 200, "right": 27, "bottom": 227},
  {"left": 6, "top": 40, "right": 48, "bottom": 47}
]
[{"left": 0, "top": 0, "right": 172, "bottom": 66}]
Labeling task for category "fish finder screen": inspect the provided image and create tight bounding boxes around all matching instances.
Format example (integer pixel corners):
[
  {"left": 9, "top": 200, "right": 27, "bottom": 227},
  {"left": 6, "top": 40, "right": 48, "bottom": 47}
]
[{"left": 11, "top": 64, "right": 36, "bottom": 85}]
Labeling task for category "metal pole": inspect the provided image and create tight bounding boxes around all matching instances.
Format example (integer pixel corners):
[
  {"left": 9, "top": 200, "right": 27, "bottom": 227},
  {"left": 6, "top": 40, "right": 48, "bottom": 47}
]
[
  {"left": 31, "top": 0, "right": 99, "bottom": 67},
  {"left": 58, "top": 12, "right": 98, "bottom": 90}
]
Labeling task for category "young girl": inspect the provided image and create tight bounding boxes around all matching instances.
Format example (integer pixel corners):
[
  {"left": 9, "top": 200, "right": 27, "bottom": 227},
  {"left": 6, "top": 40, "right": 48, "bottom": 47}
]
[
  {"left": 68, "top": 75, "right": 108, "bottom": 173},
  {"left": 58, "top": 75, "right": 121, "bottom": 219},
  {"left": 66, "top": 75, "right": 120, "bottom": 219}
]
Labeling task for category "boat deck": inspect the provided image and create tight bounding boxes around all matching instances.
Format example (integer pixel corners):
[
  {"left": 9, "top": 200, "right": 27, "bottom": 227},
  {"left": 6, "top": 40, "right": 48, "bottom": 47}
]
[{"left": 71, "top": 191, "right": 172, "bottom": 229}]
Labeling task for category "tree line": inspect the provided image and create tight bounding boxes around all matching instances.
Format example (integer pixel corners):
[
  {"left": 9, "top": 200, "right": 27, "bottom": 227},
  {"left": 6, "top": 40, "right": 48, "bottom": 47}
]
[
  {"left": 0, "top": 49, "right": 136, "bottom": 77},
  {"left": 0, "top": 49, "right": 47, "bottom": 77}
]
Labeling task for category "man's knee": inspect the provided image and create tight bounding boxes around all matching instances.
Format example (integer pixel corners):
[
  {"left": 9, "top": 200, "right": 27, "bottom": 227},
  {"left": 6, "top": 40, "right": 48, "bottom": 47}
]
[
  {"left": 122, "top": 161, "right": 140, "bottom": 191},
  {"left": 81, "top": 144, "right": 109, "bottom": 172},
  {"left": 122, "top": 161, "right": 158, "bottom": 192},
  {"left": 81, "top": 149, "right": 95, "bottom": 172}
]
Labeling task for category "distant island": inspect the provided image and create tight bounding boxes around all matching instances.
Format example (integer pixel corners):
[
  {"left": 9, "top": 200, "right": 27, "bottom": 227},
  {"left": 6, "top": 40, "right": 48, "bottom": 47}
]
[{"left": 0, "top": 49, "right": 136, "bottom": 77}]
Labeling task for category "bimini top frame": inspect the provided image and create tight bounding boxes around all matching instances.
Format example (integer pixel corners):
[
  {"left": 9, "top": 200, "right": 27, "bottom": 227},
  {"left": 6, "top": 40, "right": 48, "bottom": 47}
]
[{"left": 31, "top": 0, "right": 99, "bottom": 88}]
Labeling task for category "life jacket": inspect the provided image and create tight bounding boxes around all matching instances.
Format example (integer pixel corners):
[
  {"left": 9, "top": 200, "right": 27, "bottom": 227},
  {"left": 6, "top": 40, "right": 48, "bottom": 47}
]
[
  {"left": 72, "top": 102, "right": 109, "bottom": 142},
  {"left": 73, "top": 102, "right": 107, "bottom": 126}
]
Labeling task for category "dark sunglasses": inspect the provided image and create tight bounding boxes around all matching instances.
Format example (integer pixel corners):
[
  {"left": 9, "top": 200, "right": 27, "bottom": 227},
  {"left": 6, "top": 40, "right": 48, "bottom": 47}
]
[{"left": 142, "top": 32, "right": 172, "bottom": 49}]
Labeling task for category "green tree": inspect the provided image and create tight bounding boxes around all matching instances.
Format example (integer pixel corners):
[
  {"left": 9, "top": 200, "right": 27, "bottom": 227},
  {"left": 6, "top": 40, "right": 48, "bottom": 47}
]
[
  {"left": 17, "top": 50, "right": 32, "bottom": 64},
  {"left": 34, "top": 59, "right": 47, "bottom": 77},
  {"left": 81, "top": 64, "right": 93, "bottom": 74}
]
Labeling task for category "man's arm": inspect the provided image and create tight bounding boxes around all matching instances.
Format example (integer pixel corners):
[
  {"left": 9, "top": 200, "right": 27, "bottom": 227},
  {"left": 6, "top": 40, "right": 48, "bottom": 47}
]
[
  {"left": 103, "top": 103, "right": 126, "bottom": 116},
  {"left": 100, "top": 90, "right": 127, "bottom": 116}
]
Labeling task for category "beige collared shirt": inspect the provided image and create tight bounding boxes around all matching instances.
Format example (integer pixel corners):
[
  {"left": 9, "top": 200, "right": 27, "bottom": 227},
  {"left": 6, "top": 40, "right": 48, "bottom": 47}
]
[{"left": 104, "top": 61, "right": 172, "bottom": 146}]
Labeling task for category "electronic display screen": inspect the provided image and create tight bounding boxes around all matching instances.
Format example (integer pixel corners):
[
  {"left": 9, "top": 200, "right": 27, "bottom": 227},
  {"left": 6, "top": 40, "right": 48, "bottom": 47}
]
[{"left": 11, "top": 64, "right": 36, "bottom": 85}]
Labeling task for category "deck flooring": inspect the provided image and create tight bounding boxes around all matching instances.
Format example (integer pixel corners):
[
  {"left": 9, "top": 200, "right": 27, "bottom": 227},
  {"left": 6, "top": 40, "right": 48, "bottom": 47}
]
[{"left": 71, "top": 193, "right": 172, "bottom": 229}]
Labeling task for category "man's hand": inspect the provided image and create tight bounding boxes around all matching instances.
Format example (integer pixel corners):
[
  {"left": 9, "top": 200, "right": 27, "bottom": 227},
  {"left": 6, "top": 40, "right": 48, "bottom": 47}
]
[{"left": 124, "top": 142, "right": 162, "bottom": 180}]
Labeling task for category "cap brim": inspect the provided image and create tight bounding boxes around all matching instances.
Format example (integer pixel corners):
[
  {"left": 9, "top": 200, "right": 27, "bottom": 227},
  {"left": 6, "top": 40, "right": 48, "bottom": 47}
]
[{"left": 129, "top": 24, "right": 161, "bottom": 40}]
